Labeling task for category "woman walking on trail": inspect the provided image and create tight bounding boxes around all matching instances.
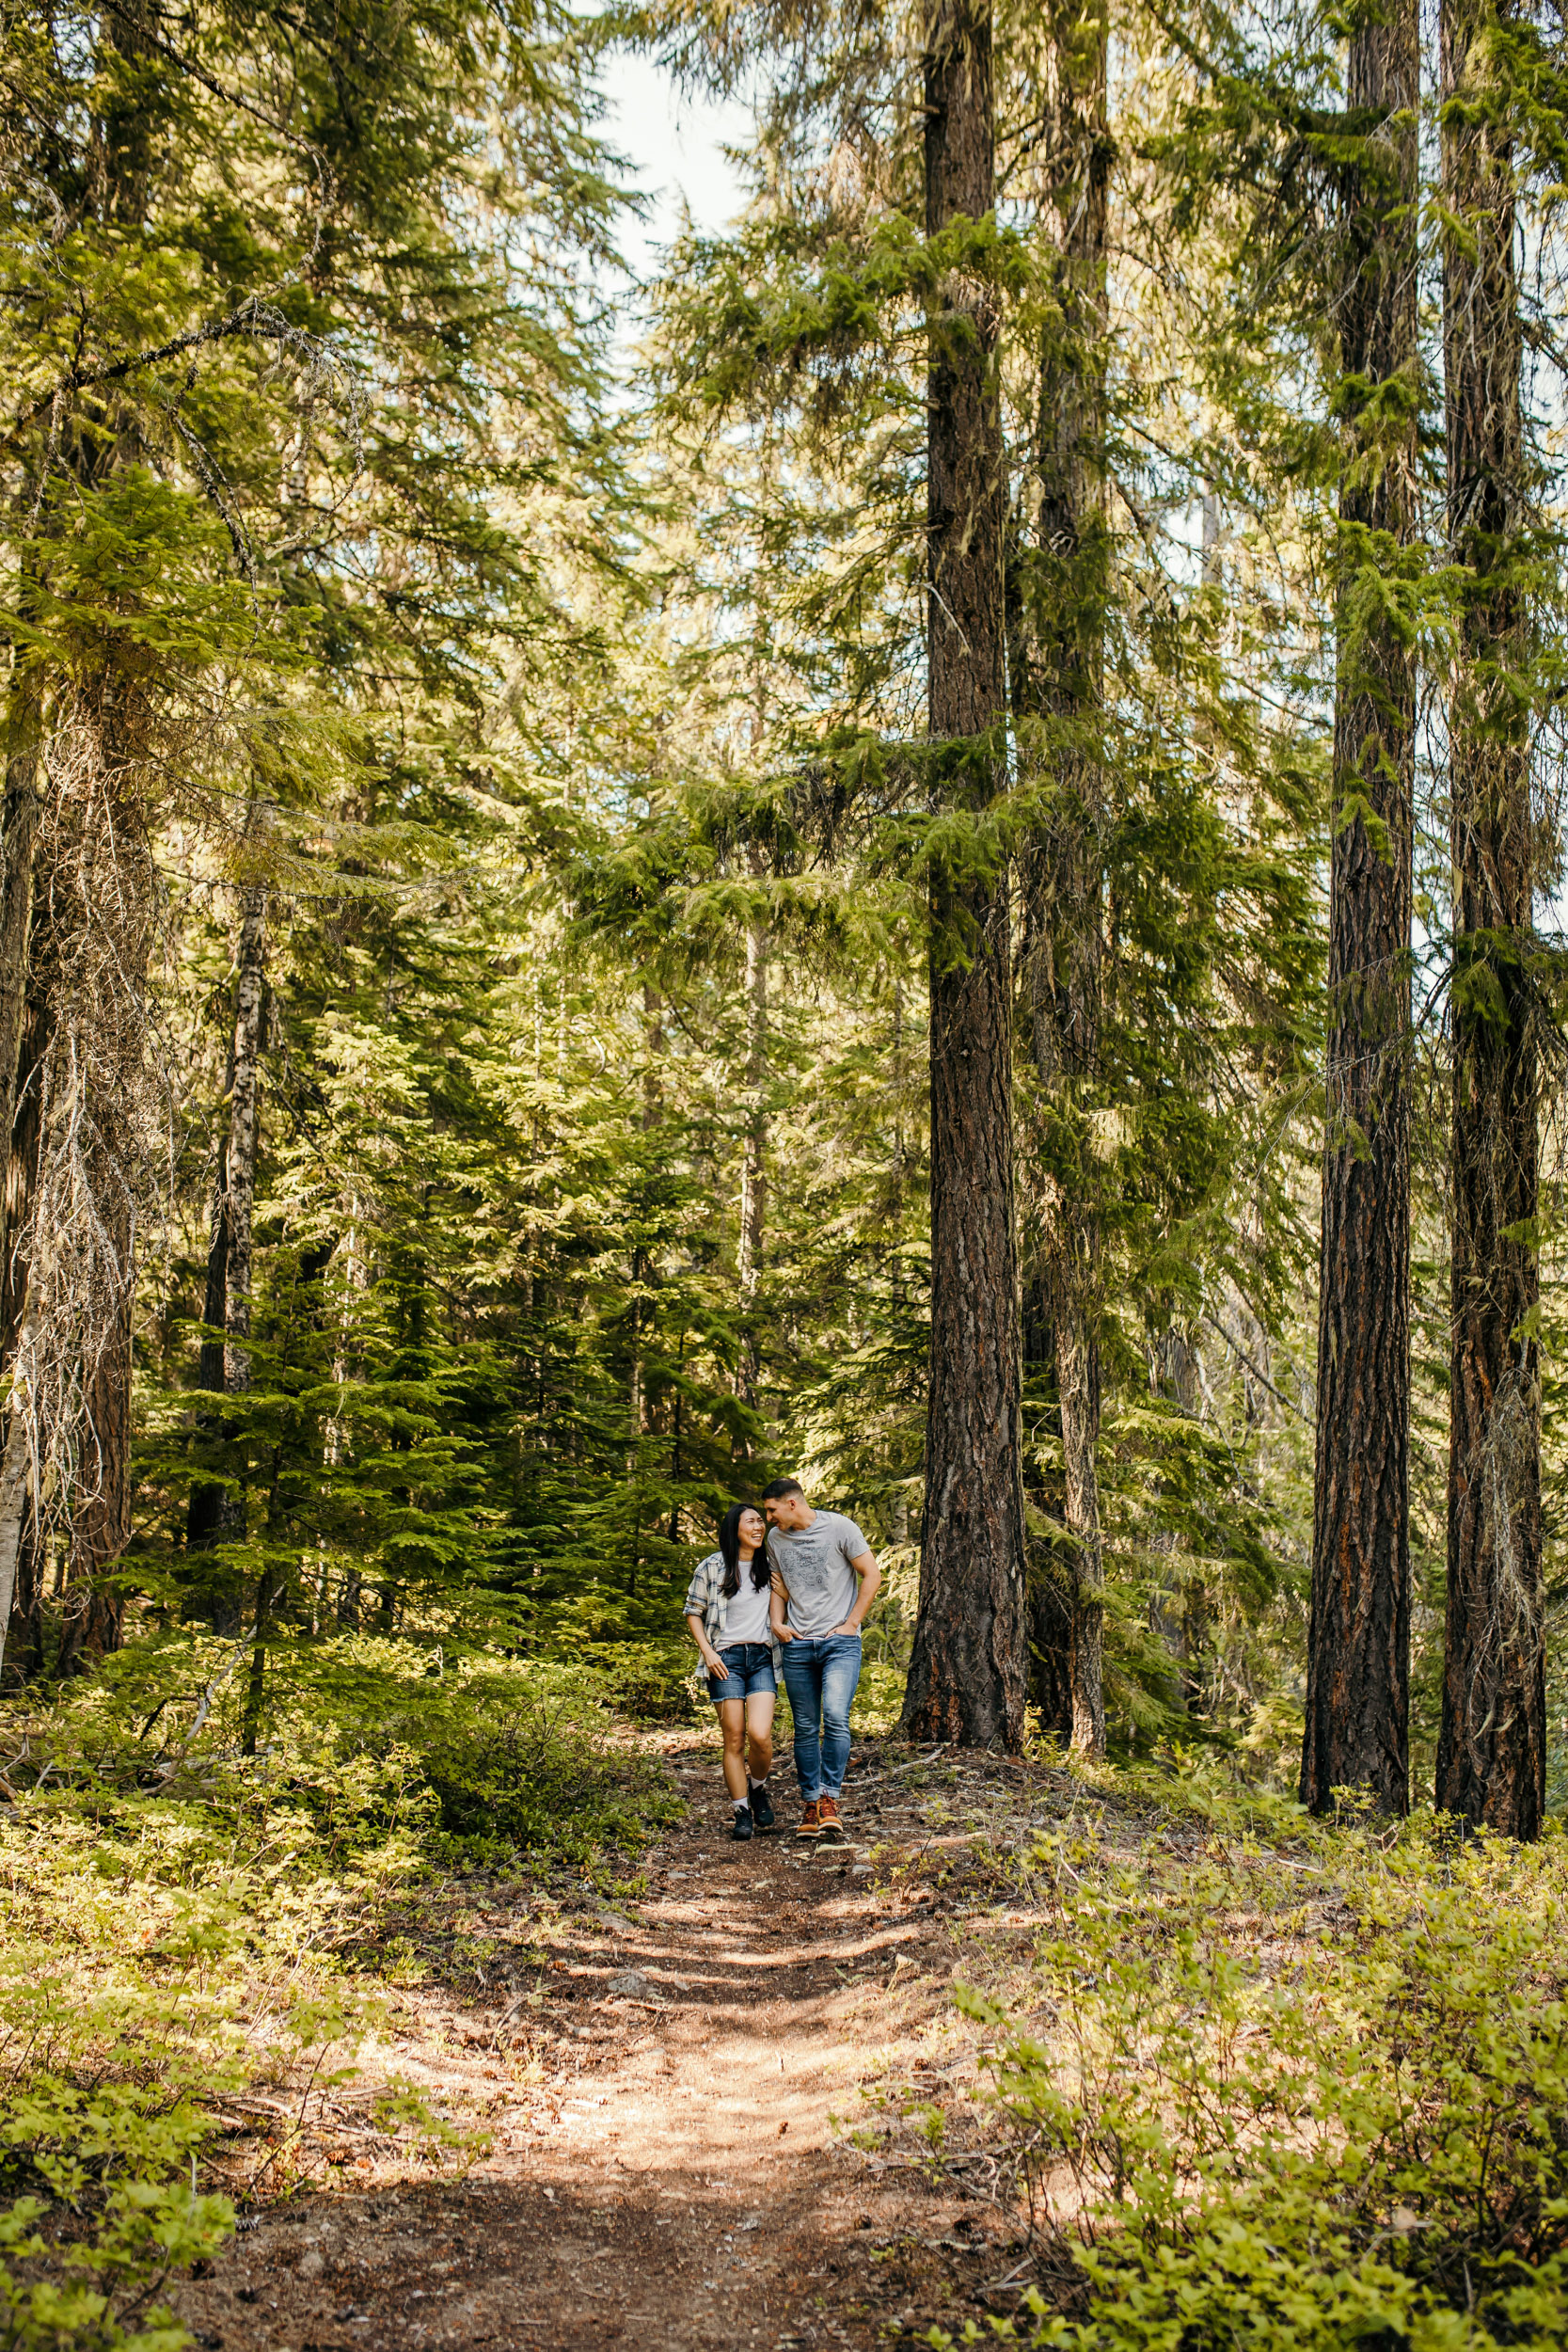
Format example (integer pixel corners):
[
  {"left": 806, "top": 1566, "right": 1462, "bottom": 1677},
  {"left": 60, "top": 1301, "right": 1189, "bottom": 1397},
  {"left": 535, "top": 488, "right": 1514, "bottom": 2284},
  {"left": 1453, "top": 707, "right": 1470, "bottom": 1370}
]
[{"left": 683, "top": 1502, "right": 780, "bottom": 1841}]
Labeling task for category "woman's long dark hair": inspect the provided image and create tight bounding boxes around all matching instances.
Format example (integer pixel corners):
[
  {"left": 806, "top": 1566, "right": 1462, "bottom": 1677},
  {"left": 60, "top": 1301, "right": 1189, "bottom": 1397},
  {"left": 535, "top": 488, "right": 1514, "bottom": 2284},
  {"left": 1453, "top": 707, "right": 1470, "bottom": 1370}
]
[{"left": 717, "top": 1502, "right": 770, "bottom": 1599}]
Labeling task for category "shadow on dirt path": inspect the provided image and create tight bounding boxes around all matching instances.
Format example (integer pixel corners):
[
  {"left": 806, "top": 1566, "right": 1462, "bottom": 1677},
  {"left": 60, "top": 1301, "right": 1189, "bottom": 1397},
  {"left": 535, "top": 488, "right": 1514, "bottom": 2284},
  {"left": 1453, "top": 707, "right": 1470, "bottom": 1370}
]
[{"left": 175, "top": 1737, "right": 1054, "bottom": 2351}]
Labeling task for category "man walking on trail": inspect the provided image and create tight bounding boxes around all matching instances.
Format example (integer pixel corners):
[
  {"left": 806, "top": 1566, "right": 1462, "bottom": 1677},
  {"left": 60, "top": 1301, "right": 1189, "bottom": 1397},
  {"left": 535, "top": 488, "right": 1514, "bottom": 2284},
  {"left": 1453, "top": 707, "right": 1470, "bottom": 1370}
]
[{"left": 763, "top": 1478, "right": 881, "bottom": 1843}]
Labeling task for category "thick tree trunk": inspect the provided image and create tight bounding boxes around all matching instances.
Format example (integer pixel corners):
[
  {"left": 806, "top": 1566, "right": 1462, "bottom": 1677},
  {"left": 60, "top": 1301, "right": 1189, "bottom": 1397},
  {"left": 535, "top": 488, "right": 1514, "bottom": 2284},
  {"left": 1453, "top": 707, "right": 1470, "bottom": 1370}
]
[
  {"left": 0, "top": 1300, "right": 37, "bottom": 1680},
  {"left": 1012, "top": 0, "right": 1112, "bottom": 1756},
  {"left": 0, "top": 995, "right": 47, "bottom": 1375},
  {"left": 0, "top": 682, "right": 45, "bottom": 1681},
  {"left": 1299, "top": 0, "right": 1418, "bottom": 1817},
  {"left": 1434, "top": 0, "right": 1543, "bottom": 1837},
  {"left": 888, "top": 978, "right": 914, "bottom": 1549},
  {"left": 901, "top": 0, "right": 1026, "bottom": 1751},
  {"left": 21, "top": 4, "right": 164, "bottom": 1680},
  {"left": 60, "top": 1257, "right": 132, "bottom": 1667},
  {"left": 0, "top": 677, "right": 43, "bottom": 1182}
]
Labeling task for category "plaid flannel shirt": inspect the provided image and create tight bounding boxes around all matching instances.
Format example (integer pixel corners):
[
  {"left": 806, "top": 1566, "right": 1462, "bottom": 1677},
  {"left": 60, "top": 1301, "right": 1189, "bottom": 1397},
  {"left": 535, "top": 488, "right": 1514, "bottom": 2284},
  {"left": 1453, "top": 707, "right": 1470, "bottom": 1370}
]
[{"left": 682, "top": 1550, "right": 784, "bottom": 1672}]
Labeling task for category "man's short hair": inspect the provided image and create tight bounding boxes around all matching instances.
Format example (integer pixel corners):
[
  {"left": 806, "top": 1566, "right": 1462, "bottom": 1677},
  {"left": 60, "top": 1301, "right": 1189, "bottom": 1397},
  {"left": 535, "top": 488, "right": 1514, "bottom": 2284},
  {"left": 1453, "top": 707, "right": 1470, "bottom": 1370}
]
[{"left": 761, "top": 1477, "right": 805, "bottom": 1502}]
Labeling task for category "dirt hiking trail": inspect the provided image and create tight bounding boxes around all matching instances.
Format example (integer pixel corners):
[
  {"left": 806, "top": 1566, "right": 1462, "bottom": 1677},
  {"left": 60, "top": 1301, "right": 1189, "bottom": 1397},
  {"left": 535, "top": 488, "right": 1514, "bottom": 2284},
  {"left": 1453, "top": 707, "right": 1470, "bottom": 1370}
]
[{"left": 175, "top": 1735, "right": 1080, "bottom": 2351}]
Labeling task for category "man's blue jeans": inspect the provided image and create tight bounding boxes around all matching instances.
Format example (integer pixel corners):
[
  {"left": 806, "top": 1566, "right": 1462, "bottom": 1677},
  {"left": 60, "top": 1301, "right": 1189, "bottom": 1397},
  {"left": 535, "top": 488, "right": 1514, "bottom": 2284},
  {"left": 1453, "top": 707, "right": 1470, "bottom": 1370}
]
[{"left": 780, "top": 1633, "right": 863, "bottom": 1799}]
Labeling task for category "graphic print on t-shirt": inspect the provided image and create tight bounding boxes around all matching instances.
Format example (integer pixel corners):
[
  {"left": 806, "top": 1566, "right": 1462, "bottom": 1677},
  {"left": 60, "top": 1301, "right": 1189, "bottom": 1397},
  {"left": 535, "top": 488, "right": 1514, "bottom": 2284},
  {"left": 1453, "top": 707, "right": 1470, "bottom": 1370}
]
[{"left": 766, "top": 1510, "right": 869, "bottom": 1638}]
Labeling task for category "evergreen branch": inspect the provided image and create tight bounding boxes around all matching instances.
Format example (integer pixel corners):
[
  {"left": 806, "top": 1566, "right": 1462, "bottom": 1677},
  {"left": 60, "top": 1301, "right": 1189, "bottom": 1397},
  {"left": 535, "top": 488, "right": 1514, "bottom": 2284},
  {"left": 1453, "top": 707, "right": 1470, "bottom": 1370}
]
[
  {"left": 98, "top": 0, "right": 335, "bottom": 272},
  {"left": 11, "top": 297, "right": 337, "bottom": 437}
]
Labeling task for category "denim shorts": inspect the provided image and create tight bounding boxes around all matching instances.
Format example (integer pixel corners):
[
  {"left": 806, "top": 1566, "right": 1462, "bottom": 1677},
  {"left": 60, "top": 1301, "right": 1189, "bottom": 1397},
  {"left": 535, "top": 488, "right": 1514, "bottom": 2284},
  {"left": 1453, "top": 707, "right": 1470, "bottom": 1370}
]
[{"left": 706, "top": 1642, "right": 777, "bottom": 1703}]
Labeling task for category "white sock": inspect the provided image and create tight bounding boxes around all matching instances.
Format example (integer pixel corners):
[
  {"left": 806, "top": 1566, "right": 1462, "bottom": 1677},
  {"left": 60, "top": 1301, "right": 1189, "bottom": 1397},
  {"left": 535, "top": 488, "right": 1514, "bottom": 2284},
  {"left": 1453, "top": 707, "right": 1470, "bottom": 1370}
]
[
  {"left": 734, "top": 1795, "right": 750, "bottom": 1812},
  {"left": 749, "top": 1773, "right": 768, "bottom": 1791}
]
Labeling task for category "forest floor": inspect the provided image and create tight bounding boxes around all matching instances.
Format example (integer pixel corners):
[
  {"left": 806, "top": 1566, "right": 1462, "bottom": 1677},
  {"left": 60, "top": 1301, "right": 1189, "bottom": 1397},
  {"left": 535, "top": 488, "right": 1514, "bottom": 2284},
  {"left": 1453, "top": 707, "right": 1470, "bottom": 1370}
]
[{"left": 168, "top": 1729, "right": 1099, "bottom": 2352}]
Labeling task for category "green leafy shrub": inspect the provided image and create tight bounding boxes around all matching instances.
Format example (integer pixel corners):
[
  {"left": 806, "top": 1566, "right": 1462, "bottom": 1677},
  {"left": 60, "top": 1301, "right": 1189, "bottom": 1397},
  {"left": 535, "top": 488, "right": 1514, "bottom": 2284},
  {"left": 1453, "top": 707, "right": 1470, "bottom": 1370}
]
[
  {"left": 10, "top": 1631, "right": 678, "bottom": 1869},
  {"left": 354, "top": 1657, "right": 679, "bottom": 1856},
  {"left": 575, "top": 1640, "right": 699, "bottom": 1724},
  {"left": 0, "top": 2185, "right": 230, "bottom": 2352},
  {"left": 955, "top": 1811, "right": 1568, "bottom": 2351},
  {"left": 0, "top": 1630, "right": 680, "bottom": 2336}
]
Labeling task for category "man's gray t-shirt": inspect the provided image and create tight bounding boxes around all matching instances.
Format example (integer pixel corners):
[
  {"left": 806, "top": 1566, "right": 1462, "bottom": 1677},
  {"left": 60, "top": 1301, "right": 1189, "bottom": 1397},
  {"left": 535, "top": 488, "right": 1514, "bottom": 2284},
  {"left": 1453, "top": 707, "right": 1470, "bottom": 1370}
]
[{"left": 767, "top": 1511, "right": 870, "bottom": 1638}]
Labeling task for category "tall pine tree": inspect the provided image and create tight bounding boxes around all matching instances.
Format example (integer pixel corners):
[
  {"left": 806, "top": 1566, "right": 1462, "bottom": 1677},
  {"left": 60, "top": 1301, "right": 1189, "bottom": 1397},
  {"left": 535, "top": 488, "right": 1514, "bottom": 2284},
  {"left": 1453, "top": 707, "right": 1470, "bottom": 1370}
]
[
  {"left": 900, "top": 0, "right": 1028, "bottom": 1749},
  {"left": 1300, "top": 0, "right": 1419, "bottom": 1818},
  {"left": 1434, "top": 0, "right": 1544, "bottom": 1838}
]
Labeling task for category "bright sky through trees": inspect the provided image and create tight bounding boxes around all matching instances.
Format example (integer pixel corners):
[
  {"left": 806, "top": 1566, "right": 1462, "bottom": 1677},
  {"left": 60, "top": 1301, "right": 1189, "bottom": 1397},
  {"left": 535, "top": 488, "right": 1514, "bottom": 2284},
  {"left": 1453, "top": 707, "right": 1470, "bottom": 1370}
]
[{"left": 599, "top": 47, "right": 751, "bottom": 282}]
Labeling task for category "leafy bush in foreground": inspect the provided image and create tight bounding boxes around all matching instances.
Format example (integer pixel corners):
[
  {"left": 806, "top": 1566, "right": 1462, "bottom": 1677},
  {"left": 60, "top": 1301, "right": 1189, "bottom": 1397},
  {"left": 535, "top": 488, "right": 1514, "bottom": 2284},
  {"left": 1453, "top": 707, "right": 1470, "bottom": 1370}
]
[
  {"left": 9, "top": 1633, "right": 677, "bottom": 1865},
  {"left": 0, "top": 1637, "right": 678, "bottom": 2343},
  {"left": 953, "top": 1808, "right": 1568, "bottom": 2351}
]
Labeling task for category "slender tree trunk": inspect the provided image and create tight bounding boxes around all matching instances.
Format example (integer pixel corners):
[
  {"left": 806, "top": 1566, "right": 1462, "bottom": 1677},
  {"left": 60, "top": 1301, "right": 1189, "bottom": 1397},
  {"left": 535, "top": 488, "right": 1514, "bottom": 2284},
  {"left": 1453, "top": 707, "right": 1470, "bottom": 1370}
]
[
  {"left": 330, "top": 1210, "right": 362, "bottom": 1629},
  {"left": 187, "top": 893, "right": 263, "bottom": 1603},
  {"left": 1012, "top": 0, "right": 1112, "bottom": 1756},
  {"left": 223, "top": 885, "right": 266, "bottom": 1405},
  {"left": 626, "top": 988, "right": 663, "bottom": 1595},
  {"left": 1434, "top": 0, "right": 1542, "bottom": 1837},
  {"left": 1148, "top": 1324, "right": 1201, "bottom": 1708},
  {"left": 901, "top": 0, "right": 1027, "bottom": 1752},
  {"left": 242, "top": 1571, "right": 278, "bottom": 1756},
  {"left": 1057, "top": 1288, "right": 1103, "bottom": 1748},
  {"left": 1022, "top": 1271, "right": 1075, "bottom": 1738},
  {"left": 214, "top": 892, "right": 267, "bottom": 1683},
  {"left": 736, "top": 866, "right": 768, "bottom": 1413},
  {"left": 669, "top": 1384, "right": 684, "bottom": 1544},
  {"left": 243, "top": 1450, "right": 289, "bottom": 1756},
  {"left": 183, "top": 1131, "right": 230, "bottom": 1565},
  {"left": 1299, "top": 0, "right": 1418, "bottom": 1817},
  {"left": 629, "top": 985, "right": 662, "bottom": 1453}
]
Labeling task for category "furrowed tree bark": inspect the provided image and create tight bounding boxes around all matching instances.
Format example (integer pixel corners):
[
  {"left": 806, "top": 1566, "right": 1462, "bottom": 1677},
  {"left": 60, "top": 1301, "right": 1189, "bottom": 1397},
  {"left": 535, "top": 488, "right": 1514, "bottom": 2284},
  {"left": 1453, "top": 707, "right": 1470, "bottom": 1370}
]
[
  {"left": 0, "top": 993, "right": 47, "bottom": 1377},
  {"left": 0, "top": 673, "right": 45, "bottom": 1681},
  {"left": 31, "top": 1, "right": 164, "bottom": 1679},
  {"left": 1434, "top": 0, "right": 1543, "bottom": 1838},
  {"left": 888, "top": 977, "right": 915, "bottom": 1549},
  {"left": 0, "top": 1299, "right": 36, "bottom": 1682},
  {"left": 1012, "top": 0, "right": 1112, "bottom": 1755},
  {"left": 62, "top": 1226, "right": 133, "bottom": 1667},
  {"left": 0, "top": 676, "right": 42, "bottom": 1180},
  {"left": 901, "top": 0, "right": 1027, "bottom": 1751},
  {"left": 1300, "top": 0, "right": 1418, "bottom": 1817},
  {"left": 5, "top": 993, "right": 49, "bottom": 1673}
]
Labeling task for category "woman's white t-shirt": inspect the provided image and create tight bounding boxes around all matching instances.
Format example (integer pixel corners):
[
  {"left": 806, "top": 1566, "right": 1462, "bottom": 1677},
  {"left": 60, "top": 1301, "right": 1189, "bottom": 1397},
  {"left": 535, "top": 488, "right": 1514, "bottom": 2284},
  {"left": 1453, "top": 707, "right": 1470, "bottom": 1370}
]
[{"left": 722, "top": 1563, "right": 772, "bottom": 1646}]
